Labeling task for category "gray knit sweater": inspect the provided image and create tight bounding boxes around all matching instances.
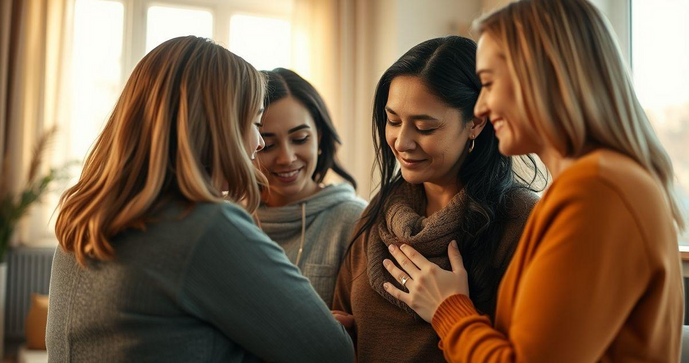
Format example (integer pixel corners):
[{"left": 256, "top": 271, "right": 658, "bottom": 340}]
[
  {"left": 46, "top": 200, "right": 355, "bottom": 363},
  {"left": 256, "top": 183, "right": 366, "bottom": 305}
]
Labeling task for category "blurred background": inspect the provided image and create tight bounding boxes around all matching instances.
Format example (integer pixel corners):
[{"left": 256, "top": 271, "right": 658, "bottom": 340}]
[{"left": 0, "top": 0, "right": 687, "bottom": 361}]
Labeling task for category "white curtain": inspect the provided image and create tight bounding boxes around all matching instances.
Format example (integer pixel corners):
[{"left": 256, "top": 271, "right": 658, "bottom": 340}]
[
  {"left": 4, "top": 0, "right": 75, "bottom": 246},
  {"left": 290, "top": 0, "right": 385, "bottom": 199}
]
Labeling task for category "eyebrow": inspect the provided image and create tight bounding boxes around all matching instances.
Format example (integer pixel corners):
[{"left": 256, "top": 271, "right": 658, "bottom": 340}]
[
  {"left": 476, "top": 69, "right": 493, "bottom": 77},
  {"left": 385, "top": 106, "right": 439, "bottom": 121},
  {"left": 260, "top": 124, "right": 311, "bottom": 137}
]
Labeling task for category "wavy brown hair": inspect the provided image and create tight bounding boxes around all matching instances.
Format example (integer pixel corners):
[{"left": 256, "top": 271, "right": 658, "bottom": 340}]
[{"left": 55, "top": 36, "right": 266, "bottom": 265}]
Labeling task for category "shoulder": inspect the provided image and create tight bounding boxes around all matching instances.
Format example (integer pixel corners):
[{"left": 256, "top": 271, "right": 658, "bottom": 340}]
[
  {"left": 504, "top": 187, "right": 540, "bottom": 220},
  {"left": 539, "top": 150, "right": 677, "bottom": 259},
  {"left": 551, "top": 150, "right": 669, "bottom": 221}
]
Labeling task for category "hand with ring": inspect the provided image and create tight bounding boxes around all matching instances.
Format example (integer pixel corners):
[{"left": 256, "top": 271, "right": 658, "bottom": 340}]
[{"left": 382, "top": 241, "right": 470, "bottom": 323}]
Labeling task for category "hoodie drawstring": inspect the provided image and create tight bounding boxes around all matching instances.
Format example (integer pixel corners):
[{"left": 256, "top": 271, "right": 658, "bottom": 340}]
[{"left": 294, "top": 202, "right": 306, "bottom": 266}]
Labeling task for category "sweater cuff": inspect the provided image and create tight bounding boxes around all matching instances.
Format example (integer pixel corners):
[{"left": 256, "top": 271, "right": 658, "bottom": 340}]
[{"left": 431, "top": 294, "right": 479, "bottom": 339}]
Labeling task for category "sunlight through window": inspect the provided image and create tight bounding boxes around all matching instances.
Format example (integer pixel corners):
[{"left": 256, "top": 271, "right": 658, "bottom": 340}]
[
  {"left": 229, "top": 14, "right": 291, "bottom": 71},
  {"left": 146, "top": 5, "right": 213, "bottom": 53},
  {"left": 633, "top": 0, "right": 689, "bottom": 243},
  {"left": 72, "top": 0, "right": 124, "bottom": 161}
]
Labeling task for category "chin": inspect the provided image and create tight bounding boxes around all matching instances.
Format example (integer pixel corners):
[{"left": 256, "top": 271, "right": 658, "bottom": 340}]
[{"left": 400, "top": 171, "right": 425, "bottom": 185}]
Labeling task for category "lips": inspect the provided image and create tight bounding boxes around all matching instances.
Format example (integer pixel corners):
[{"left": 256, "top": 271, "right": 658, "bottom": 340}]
[
  {"left": 399, "top": 156, "right": 427, "bottom": 169},
  {"left": 492, "top": 117, "right": 505, "bottom": 135},
  {"left": 272, "top": 167, "right": 302, "bottom": 183}
]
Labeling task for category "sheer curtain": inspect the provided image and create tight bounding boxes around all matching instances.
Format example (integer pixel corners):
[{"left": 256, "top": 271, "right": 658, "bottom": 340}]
[
  {"left": 1, "top": 0, "right": 75, "bottom": 246},
  {"left": 291, "top": 0, "right": 393, "bottom": 199}
]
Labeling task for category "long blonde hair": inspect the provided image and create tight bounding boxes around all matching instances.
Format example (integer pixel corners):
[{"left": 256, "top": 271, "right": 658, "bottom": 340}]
[
  {"left": 56, "top": 36, "right": 267, "bottom": 265},
  {"left": 476, "top": 0, "right": 686, "bottom": 231}
]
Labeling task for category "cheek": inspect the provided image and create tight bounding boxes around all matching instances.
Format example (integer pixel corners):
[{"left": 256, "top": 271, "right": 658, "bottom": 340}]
[
  {"left": 256, "top": 152, "right": 273, "bottom": 171},
  {"left": 385, "top": 127, "right": 396, "bottom": 150}
]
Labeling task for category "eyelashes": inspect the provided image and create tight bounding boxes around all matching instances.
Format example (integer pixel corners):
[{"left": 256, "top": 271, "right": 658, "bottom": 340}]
[
  {"left": 261, "top": 135, "right": 311, "bottom": 151},
  {"left": 386, "top": 119, "right": 438, "bottom": 135}
]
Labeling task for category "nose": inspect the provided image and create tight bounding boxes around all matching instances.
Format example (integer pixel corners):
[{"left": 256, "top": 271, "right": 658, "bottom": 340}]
[
  {"left": 394, "top": 125, "right": 416, "bottom": 153},
  {"left": 256, "top": 133, "right": 265, "bottom": 152},
  {"left": 276, "top": 143, "right": 296, "bottom": 165},
  {"left": 474, "top": 89, "right": 489, "bottom": 119}
]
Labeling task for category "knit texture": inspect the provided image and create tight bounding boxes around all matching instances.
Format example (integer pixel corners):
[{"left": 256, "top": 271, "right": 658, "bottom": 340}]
[
  {"left": 47, "top": 201, "right": 354, "bottom": 363},
  {"left": 256, "top": 183, "right": 366, "bottom": 305},
  {"left": 430, "top": 150, "right": 684, "bottom": 363},
  {"left": 367, "top": 182, "right": 469, "bottom": 316}
]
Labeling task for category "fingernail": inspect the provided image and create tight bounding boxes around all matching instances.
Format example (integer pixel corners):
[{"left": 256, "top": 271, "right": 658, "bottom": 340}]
[
  {"left": 383, "top": 259, "right": 390, "bottom": 267},
  {"left": 383, "top": 283, "right": 389, "bottom": 289},
  {"left": 451, "top": 240, "right": 458, "bottom": 249},
  {"left": 388, "top": 244, "right": 396, "bottom": 252},
  {"left": 400, "top": 244, "right": 406, "bottom": 251}
]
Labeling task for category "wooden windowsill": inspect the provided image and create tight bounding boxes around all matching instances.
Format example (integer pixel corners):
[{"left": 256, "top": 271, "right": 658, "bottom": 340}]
[{"left": 681, "top": 246, "right": 689, "bottom": 262}]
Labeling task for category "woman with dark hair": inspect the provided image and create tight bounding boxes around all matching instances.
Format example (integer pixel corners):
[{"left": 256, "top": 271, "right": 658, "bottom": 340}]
[
  {"left": 255, "top": 68, "right": 366, "bottom": 305},
  {"left": 331, "top": 36, "right": 542, "bottom": 362},
  {"left": 383, "top": 1, "right": 684, "bottom": 361}
]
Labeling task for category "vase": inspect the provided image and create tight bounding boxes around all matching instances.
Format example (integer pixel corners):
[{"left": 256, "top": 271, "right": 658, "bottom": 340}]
[{"left": 25, "top": 293, "right": 49, "bottom": 350}]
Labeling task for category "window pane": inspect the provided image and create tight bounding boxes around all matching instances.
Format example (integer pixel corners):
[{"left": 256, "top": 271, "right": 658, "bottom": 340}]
[
  {"left": 229, "top": 14, "right": 291, "bottom": 70},
  {"left": 632, "top": 0, "right": 689, "bottom": 243},
  {"left": 146, "top": 5, "right": 213, "bottom": 53},
  {"left": 72, "top": 0, "right": 124, "bottom": 161}
]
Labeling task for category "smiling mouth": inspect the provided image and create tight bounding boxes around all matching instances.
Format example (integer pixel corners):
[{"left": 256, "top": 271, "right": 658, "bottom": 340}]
[
  {"left": 492, "top": 118, "right": 505, "bottom": 131},
  {"left": 399, "top": 157, "right": 427, "bottom": 168},
  {"left": 271, "top": 167, "right": 303, "bottom": 182},
  {"left": 273, "top": 169, "right": 300, "bottom": 178}
]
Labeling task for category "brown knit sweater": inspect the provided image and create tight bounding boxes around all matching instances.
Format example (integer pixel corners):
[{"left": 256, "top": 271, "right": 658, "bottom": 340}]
[{"left": 332, "top": 186, "right": 538, "bottom": 363}]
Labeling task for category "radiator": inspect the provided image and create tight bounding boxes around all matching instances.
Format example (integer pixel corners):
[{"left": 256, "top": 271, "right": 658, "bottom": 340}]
[{"left": 5, "top": 246, "right": 56, "bottom": 339}]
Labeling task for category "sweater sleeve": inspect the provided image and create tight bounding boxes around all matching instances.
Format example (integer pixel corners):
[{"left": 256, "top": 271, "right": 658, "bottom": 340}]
[
  {"left": 179, "top": 203, "right": 355, "bottom": 363},
  {"left": 431, "top": 177, "right": 651, "bottom": 363}
]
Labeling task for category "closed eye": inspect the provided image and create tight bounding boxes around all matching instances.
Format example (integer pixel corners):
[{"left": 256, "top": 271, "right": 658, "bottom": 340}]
[
  {"left": 293, "top": 135, "right": 310, "bottom": 144},
  {"left": 387, "top": 119, "right": 401, "bottom": 127},
  {"left": 417, "top": 128, "right": 438, "bottom": 135}
]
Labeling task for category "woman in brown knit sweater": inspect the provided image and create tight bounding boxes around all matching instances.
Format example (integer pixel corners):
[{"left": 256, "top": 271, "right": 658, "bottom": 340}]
[{"left": 331, "top": 36, "right": 543, "bottom": 363}]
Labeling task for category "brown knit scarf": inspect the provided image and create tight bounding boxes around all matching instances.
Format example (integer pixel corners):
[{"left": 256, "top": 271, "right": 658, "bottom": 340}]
[{"left": 367, "top": 182, "right": 469, "bottom": 317}]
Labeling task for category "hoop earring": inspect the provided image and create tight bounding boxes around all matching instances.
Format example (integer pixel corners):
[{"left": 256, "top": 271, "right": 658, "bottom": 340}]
[{"left": 468, "top": 136, "right": 475, "bottom": 153}]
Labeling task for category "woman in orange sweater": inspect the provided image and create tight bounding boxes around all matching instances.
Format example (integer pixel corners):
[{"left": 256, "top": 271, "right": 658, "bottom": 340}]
[{"left": 381, "top": 0, "right": 685, "bottom": 362}]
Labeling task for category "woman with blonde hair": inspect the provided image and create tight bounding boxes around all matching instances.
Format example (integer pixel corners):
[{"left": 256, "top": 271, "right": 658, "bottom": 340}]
[
  {"left": 383, "top": 0, "right": 685, "bottom": 362},
  {"left": 46, "top": 36, "right": 354, "bottom": 362}
]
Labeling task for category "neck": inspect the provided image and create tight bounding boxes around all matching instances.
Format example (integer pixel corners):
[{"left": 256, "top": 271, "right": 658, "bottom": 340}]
[
  {"left": 423, "top": 181, "right": 460, "bottom": 217},
  {"left": 264, "top": 181, "right": 321, "bottom": 207},
  {"left": 537, "top": 145, "right": 583, "bottom": 180}
]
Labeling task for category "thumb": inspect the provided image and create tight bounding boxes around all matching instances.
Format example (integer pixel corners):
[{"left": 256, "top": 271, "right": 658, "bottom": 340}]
[{"left": 448, "top": 240, "right": 465, "bottom": 273}]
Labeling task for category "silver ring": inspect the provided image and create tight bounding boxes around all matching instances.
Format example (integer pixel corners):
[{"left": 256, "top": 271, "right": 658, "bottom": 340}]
[{"left": 400, "top": 276, "right": 408, "bottom": 288}]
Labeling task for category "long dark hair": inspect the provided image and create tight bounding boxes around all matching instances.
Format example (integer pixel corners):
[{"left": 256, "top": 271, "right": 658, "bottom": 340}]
[
  {"left": 354, "top": 36, "right": 544, "bottom": 316},
  {"left": 261, "top": 68, "right": 357, "bottom": 188}
]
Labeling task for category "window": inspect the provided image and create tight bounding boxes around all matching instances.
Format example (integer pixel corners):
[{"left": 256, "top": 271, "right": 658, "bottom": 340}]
[
  {"left": 68, "top": 0, "right": 293, "bottom": 179},
  {"left": 632, "top": 0, "right": 689, "bottom": 244},
  {"left": 229, "top": 14, "right": 291, "bottom": 71},
  {"left": 146, "top": 5, "right": 214, "bottom": 53},
  {"left": 41, "top": 0, "right": 293, "bottom": 242}
]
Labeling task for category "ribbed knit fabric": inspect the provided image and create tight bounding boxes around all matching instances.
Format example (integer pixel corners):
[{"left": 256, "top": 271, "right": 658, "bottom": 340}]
[
  {"left": 47, "top": 200, "right": 355, "bottom": 363},
  {"left": 332, "top": 186, "right": 538, "bottom": 363},
  {"left": 256, "top": 183, "right": 366, "bottom": 305},
  {"left": 430, "top": 149, "right": 684, "bottom": 363}
]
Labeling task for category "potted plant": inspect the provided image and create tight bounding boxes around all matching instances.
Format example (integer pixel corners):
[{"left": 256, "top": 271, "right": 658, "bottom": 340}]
[{"left": 0, "top": 126, "right": 70, "bottom": 357}]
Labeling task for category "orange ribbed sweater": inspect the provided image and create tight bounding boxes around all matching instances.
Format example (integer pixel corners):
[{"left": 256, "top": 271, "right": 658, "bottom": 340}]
[{"left": 431, "top": 149, "right": 684, "bottom": 362}]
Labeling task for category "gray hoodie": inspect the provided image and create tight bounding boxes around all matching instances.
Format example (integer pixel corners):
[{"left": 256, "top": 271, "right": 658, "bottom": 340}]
[{"left": 257, "top": 183, "right": 366, "bottom": 305}]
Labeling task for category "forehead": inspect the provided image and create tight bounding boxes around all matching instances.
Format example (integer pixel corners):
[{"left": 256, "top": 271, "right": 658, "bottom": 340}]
[
  {"left": 476, "top": 33, "right": 503, "bottom": 71},
  {"left": 386, "top": 75, "right": 449, "bottom": 114},
  {"left": 261, "top": 96, "right": 315, "bottom": 132}
]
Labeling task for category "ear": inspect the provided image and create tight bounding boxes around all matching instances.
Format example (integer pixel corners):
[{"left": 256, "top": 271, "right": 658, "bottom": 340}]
[{"left": 468, "top": 116, "right": 487, "bottom": 137}]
